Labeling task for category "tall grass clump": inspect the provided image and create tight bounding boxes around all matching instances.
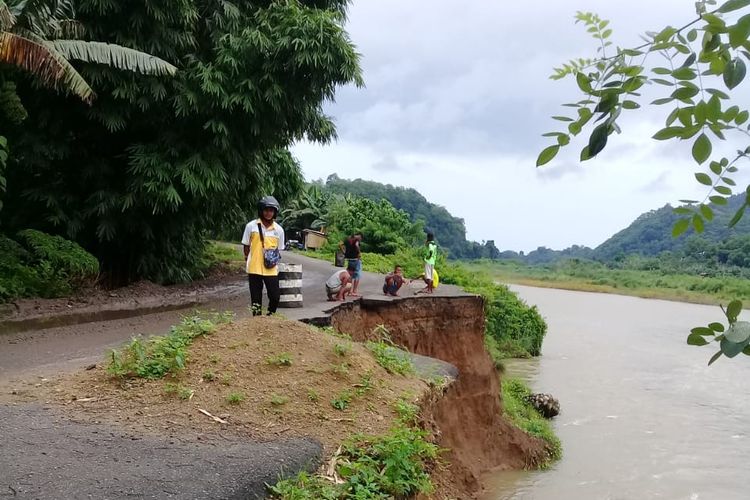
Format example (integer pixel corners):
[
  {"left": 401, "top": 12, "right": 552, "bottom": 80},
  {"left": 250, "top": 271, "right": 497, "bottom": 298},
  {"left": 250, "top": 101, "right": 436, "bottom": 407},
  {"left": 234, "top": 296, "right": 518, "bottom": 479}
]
[
  {"left": 269, "top": 426, "right": 439, "bottom": 499},
  {"left": 107, "top": 311, "right": 233, "bottom": 379}
]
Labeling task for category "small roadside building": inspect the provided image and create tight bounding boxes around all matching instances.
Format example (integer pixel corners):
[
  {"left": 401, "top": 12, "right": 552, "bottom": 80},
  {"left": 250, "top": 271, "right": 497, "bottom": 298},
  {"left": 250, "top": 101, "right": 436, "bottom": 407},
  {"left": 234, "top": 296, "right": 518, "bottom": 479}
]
[{"left": 302, "top": 229, "right": 327, "bottom": 250}]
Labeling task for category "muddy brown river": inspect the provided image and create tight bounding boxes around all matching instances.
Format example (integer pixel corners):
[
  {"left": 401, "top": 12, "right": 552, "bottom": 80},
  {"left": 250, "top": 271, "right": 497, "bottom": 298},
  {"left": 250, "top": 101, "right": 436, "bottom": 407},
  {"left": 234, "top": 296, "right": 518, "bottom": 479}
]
[{"left": 483, "top": 285, "right": 750, "bottom": 500}]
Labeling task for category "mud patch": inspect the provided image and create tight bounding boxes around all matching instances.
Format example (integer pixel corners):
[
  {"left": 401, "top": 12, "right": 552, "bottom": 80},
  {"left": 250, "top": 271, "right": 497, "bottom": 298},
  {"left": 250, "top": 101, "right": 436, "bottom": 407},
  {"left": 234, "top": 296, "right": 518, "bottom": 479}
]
[{"left": 0, "top": 265, "right": 245, "bottom": 333}]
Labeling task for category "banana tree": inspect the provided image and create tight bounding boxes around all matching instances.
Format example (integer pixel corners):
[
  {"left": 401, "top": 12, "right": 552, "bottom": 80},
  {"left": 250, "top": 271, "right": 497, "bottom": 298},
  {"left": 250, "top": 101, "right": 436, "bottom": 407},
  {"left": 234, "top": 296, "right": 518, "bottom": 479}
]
[
  {"left": 0, "top": 0, "right": 178, "bottom": 212},
  {"left": 0, "top": 0, "right": 177, "bottom": 103},
  {"left": 281, "top": 184, "right": 332, "bottom": 233}
]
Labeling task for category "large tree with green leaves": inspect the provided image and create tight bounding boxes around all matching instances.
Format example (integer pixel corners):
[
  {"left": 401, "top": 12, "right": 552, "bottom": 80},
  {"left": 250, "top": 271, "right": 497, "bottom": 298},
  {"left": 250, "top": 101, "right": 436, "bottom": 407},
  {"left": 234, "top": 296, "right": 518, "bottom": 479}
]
[
  {"left": 2, "top": 0, "right": 362, "bottom": 285},
  {"left": 539, "top": 0, "right": 750, "bottom": 363},
  {"left": 320, "top": 174, "right": 500, "bottom": 259},
  {"left": 326, "top": 195, "right": 424, "bottom": 255},
  {"left": 280, "top": 183, "right": 331, "bottom": 235},
  {"left": 0, "top": 0, "right": 176, "bottom": 214},
  {"left": 0, "top": 0, "right": 177, "bottom": 102}
]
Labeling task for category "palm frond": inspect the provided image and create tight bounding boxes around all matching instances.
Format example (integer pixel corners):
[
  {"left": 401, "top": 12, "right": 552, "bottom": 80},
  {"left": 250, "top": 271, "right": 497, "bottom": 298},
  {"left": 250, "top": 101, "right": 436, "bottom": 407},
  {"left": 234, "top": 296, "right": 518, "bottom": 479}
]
[
  {"left": 13, "top": 0, "right": 74, "bottom": 37},
  {"left": 0, "top": 31, "right": 94, "bottom": 102},
  {"left": 51, "top": 40, "right": 178, "bottom": 76},
  {"left": 0, "top": 1, "right": 16, "bottom": 31},
  {"left": 6, "top": 0, "right": 26, "bottom": 17},
  {"left": 52, "top": 18, "right": 82, "bottom": 38}
]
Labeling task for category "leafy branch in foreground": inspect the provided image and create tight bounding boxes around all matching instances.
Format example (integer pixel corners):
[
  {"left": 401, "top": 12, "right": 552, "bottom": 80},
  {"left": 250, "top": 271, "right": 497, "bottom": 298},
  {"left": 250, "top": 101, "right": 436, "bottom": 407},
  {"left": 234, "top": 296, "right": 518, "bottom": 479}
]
[
  {"left": 687, "top": 300, "right": 750, "bottom": 364},
  {"left": 539, "top": 0, "right": 750, "bottom": 236},
  {"left": 540, "top": 0, "right": 750, "bottom": 363}
]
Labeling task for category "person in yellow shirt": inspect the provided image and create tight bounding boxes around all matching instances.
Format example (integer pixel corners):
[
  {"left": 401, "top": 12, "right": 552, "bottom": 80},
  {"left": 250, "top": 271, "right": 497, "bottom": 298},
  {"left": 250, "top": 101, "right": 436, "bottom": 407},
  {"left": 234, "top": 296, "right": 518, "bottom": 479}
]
[{"left": 241, "top": 196, "right": 285, "bottom": 316}]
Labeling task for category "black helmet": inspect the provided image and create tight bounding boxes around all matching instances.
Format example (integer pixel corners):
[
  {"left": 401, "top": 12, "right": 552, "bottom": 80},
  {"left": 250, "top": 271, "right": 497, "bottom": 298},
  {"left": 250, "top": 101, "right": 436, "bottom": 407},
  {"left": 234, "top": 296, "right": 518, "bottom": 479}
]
[{"left": 257, "top": 195, "right": 280, "bottom": 217}]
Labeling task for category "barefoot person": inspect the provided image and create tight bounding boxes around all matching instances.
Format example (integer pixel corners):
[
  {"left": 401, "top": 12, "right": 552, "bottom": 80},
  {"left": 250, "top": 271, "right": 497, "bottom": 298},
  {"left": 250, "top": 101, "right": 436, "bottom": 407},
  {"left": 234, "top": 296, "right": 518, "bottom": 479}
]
[
  {"left": 325, "top": 264, "right": 355, "bottom": 301},
  {"left": 339, "top": 233, "right": 363, "bottom": 296},
  {"left": 241, "top": 196, "right": 284, "bottom": 315},
  {"left": 383, "top": 265, "right": 409, "bottom": 296}
]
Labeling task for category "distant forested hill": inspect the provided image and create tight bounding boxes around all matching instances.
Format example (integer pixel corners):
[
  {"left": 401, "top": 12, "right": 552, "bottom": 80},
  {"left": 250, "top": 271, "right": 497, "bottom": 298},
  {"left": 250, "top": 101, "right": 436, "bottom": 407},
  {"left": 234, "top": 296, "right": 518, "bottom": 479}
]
[
  {"left": 592, "top": 194, "right": 750, "bottom": 261},
  {"left": 320, "top": 175, "right": 499, "bottom": 259}
]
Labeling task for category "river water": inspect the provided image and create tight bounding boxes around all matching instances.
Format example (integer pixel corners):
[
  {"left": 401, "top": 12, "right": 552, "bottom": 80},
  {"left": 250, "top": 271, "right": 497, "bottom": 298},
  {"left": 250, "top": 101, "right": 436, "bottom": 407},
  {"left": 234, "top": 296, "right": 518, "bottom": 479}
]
[{"left": 483, "top": 285, "right": 750, "bottom": 500}]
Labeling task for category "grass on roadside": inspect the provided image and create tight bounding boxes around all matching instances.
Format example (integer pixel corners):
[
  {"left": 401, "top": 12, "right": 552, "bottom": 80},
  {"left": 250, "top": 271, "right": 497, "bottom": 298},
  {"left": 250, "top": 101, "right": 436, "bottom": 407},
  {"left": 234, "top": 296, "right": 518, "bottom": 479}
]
[
  {"left": 107, "top": 311, "right": 233, "bottom": 380},
  {"left": 269, "top": 425, "right": 440, "bottom": 499}
]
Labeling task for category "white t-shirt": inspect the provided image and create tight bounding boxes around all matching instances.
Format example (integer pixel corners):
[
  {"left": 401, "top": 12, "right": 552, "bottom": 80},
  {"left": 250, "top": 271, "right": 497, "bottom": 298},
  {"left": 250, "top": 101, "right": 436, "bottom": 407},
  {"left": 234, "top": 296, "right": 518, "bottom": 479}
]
[
  {"left": 240, "top": 219, "right": 285, "bottom": 276},
  {"left": 326, "top": 270, "right": 347, "bottom": 290}
]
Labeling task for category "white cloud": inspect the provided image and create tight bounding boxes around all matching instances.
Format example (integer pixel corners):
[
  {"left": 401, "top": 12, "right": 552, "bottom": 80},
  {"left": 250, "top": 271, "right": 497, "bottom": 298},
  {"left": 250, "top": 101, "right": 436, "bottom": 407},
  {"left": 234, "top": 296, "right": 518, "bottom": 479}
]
[{"left": 294, "top": 0, "right": 750, "bottom": 252}]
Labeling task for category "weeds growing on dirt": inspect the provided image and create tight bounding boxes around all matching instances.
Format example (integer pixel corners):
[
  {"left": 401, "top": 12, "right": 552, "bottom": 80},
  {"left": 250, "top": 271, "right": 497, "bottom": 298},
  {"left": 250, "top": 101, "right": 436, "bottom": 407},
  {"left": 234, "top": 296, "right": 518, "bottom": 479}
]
[
  {"left": 307, "top": 390, "right": 319, "bottom": 403},
  {"left": 164, "top": 383, "right": 194, "bottom": 400},
  {"left": 226, "top": 392, "right": 245, "bottom": 405},
  {"left": 330, "top": 372, "right": 375, "bottom": 411},
  {"left": 330, "top": 362, "right": 349, "bottom": 377},
  {"left": 266, "top": 352, "right": 293, "bottom": 367},
  {"left": 316, "top": 325, "right": 351, "bottom": 341},
  {"left": 366, "top": 325, "right": 414, "bottom": 376},
  {"left": 268, "top": 326, "right": 439, "bottom": 498},
  {"left": 330, "top": 390, "right": 353, "bottom": 411},
  {"left": 107, "top": 311, "right": 233, "bottom": 380},
  {"left": 394, "top": 397, "right": 419, "bottom": 425},
  {"left": 269, "top": 425, "right": 439, "bottom": 499},
  {"left": 270, "top": 394, "right": 289, "bottom": 406},
  {"left": 333, "top": 342, "right": 351, "bottom": 357},
  {"left": 202, "top": 370, "right": 215, "bottom": 382},
  {"left": 354, "top": 372, "right": 373, "bottom": 396}
]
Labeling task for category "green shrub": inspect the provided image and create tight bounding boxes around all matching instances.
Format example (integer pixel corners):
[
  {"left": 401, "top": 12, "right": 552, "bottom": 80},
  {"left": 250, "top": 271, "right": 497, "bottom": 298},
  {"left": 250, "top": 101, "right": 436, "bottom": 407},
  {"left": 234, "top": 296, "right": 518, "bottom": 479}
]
[
  {"left": 17, "top": 229, "right": 99, "bottom": 291},
  {"left": 196, "top": 240, "right": 244, "bottom": 275},
  {"left": 0, "top": 231, "right": 100, "bottom": 301},
  {"left": 270, "top": 426, "right": 439, "bottom": 499},
  {"left": 0, "top": 235, "right": 38, "bottom": 301},
  {"left": 501, "top": 378, "right": 562, "bottom": 468}
]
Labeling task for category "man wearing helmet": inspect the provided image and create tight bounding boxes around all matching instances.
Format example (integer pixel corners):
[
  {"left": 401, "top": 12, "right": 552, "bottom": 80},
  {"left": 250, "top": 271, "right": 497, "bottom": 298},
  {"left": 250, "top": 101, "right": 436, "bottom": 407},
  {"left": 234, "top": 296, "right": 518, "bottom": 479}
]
[{"left": 241, "top": 196, "right": 285, "bottom": 316}]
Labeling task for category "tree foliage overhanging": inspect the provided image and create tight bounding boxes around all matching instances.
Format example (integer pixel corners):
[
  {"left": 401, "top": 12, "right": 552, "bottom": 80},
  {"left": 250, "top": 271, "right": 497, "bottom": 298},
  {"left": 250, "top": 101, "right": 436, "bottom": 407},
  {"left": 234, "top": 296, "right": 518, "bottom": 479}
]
[
  {"left": 0, "top": 0, "right": 362, "bottom": 285},
  {"left": 540, "top": 0, "right": 750, "bottom": 363}
]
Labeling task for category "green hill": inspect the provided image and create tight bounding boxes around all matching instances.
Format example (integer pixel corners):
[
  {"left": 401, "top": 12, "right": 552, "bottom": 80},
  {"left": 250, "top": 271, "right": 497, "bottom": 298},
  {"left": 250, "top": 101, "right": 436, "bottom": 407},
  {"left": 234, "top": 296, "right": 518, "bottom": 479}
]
[
  {"left": 592, "top": 194, "right": 750, "bottom": 261},
  {"left": 320, "top": 175, "right": 499, "bottom": 259}
]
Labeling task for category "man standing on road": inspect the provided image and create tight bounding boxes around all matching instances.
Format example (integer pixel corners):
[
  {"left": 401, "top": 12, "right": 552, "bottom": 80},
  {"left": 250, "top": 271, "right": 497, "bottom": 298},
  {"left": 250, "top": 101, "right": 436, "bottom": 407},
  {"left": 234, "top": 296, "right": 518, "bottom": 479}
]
[
  {"left": 339, "top": 233, "right": 362, "bottom": 297},
  {"left": 242, "top": 196, "right": 285, "bottom": 316},
  {"left": 418, "top": 232, "right": 437, "bottom": 294}
]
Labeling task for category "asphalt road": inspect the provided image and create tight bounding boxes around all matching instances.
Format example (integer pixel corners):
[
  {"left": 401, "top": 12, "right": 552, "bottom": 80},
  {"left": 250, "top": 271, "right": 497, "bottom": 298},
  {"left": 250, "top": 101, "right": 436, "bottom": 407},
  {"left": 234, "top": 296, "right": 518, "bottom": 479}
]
[{"left": 0, "top": 252, "right": 463, "bottom": 380}]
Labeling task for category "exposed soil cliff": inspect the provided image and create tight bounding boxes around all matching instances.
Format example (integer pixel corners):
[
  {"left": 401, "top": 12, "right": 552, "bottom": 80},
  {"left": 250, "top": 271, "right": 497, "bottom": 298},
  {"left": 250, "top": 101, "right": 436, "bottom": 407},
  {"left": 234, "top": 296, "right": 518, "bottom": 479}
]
[{"left": 329, "top": 295, "right": 548, "bottom": 496}]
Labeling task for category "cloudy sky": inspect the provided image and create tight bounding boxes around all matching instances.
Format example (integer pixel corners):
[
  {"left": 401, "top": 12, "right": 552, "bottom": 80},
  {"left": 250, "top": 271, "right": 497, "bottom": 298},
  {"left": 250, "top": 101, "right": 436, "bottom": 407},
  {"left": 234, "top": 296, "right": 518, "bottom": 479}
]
[{"left": 292, "top": 0, "right": 750, "bottom": 252}]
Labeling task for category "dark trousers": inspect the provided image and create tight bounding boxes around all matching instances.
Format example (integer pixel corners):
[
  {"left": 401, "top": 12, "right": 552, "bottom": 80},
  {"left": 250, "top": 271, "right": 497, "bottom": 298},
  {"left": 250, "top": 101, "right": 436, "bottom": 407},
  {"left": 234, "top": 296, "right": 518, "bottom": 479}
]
[{"left": 248, "top": 274, "right": 280, "bottom": 316}]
